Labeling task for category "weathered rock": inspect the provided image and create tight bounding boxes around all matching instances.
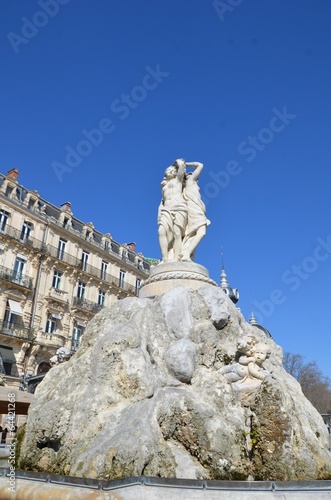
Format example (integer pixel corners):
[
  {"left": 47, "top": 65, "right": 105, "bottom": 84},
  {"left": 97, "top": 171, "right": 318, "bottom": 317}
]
[
  {"left": 18, "top": 286, "right": 331, "bottom": 481},
  {"left": 166, "top": 338, "right": 196, "bottom": 383}
]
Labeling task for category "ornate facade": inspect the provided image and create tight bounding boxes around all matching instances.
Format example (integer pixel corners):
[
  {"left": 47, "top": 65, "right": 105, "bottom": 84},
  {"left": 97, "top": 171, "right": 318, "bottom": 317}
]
[{"left": 0, "top": 168, "right": 150, "bottom": 390}]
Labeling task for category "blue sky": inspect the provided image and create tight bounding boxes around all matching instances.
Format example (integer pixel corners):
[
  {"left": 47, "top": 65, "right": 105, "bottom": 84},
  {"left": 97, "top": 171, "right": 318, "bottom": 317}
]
[{"left": 1, "top": 1, "right": 331, "bottom": 379}]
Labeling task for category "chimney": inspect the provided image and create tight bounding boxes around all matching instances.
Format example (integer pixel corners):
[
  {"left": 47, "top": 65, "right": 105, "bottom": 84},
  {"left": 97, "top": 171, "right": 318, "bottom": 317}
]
[
  {"left": 126, "top": 242, "right": 136, "bottom": 253},
  {"left": 6, "top": 168, "right": 19, "bottom": 181},
  {"left": 60, "top": 202, "right": 72, "bottom": 212}
]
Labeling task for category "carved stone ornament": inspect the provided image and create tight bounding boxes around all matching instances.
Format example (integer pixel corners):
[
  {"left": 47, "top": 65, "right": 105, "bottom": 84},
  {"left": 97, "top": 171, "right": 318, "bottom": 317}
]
[
  {"left": 50, "top": 347, "right": 72, "bottom": 366},
  {"left": 220, "top": 334, "right": 271, "bottom": 404},
  {"left": 139, "top": 261, "right": 217, "bottom": 298},
  {"left": 5, "top": 289, "right": 26, "bottom": 300}
]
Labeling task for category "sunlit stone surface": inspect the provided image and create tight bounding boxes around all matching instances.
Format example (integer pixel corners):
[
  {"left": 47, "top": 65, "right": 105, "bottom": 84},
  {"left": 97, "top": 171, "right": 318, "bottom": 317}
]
[{"left": 18, "top": 286, "right": 331, "bottom": 481}]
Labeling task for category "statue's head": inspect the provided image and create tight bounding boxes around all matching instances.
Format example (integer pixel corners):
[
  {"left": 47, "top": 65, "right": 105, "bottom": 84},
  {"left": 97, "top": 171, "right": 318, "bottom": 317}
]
[
  {"left": 164, "top": 165, "right": 178, "bottom": 179},
  {"left": 173, "top": 158, "right": 185, "bottom": 168},
  {"left": 253, "top": 343, "right": 270, "bottom": 365},
  {"left": 237, "top": 334, "right": 256, "bottom": 355}
]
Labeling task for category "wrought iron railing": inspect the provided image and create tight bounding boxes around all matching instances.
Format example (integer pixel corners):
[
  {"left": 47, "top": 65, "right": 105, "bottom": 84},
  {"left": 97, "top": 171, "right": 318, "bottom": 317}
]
[
  {"left": 43, "top": 245, "right": 138, "bottom": 295},
  {"left": 71, "top": 339, "right": 80, "bottom": 352},
  {"left": 42, "top": 243, "right": 149, "bottom": 276},
  {"left": 0, "top": 320, "right": 34, "bottom": 340},
  {"left": 0, "top": 265, "right": 33, "bottom": 289},
  {"left": 73, "top": 297, "right": 104, "bottom": 313},
  {"left": 0, "top": 218, "right": 150, "bottom": 284},
  {"left": 0, "top": 223, "right": 43, "bottom": 250}
]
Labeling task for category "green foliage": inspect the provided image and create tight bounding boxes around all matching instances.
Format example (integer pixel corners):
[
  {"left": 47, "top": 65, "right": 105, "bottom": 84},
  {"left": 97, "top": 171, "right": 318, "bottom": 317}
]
[{"left": 15, "top": 423, "right": 26, "bottom": 468}]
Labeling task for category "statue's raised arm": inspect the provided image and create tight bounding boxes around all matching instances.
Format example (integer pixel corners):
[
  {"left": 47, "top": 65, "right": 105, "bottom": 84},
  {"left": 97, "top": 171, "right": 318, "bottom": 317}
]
[
  {"left": 173, "top": 158, "right": 186, "bottom": 183},
  {"left": 185, "top": 161, "right": 203, "bottom": 182}
]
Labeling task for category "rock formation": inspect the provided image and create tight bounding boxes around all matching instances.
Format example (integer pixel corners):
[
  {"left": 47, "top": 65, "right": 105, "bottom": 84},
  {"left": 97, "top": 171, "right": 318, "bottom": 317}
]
[{"left": 18, "top": 286, "right": 331, "bottom": 481}]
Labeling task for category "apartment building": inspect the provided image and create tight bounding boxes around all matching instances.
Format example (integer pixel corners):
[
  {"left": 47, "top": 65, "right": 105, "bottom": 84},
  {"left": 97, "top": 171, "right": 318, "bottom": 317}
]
[{"left": 0, "top": 168, "right": 151, "bottom": 389}]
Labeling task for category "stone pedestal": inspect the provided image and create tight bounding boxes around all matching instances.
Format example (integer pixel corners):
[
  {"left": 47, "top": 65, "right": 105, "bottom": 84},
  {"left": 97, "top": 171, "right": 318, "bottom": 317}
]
[{"left": 139, "top": 261, "right": 217, "bottom": 298}]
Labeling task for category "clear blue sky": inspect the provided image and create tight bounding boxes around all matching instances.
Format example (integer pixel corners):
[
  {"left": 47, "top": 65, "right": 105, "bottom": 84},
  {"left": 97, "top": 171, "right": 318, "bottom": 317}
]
[{"left": 1, "top": 1, "right": 331, "bottom": 379}]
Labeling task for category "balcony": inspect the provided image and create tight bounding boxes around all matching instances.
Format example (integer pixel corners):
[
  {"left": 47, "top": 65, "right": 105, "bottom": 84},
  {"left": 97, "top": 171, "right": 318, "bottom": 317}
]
[
  {"left": 0, "top": 320, "right": 34, "bottom": 341},
  {"left": 48, "top": 287, "right": 69, "bottom": 303},
  {"left": 42, "top": 242, "right": 150, "bottom": 277},
  {"left": 42, "top": 246, "right": 138, "bottom": 296},
  {"left": 72, "top": 296, "right": 104, "bottom": 314},
  {"left": 38, "top": 332, "right": 66, "bottom": 348},
  {"left": 42, "top": 244, "right": 80, "bottom": 267},
  {"left": 0, "top": 224, "right": 43, "bottom": 251},
  {"left": 0, "top": 265, "right": 33, "bottom": 289},
  {"left": 0, "top": 200, "right": 150, "bottom": 274}
]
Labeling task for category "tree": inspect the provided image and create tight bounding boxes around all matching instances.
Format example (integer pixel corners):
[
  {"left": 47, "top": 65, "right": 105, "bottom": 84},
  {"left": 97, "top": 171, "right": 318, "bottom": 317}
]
[{"left": 283, "top": 352, "right": 331, "bottom": 414}]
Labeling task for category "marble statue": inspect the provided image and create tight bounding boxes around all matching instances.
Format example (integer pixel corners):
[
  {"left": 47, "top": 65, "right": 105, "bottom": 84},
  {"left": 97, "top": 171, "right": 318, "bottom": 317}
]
[
  {"left": 158, "top": 159, "right": 209, "bottom": 263},
  {"left": 220, "top": 334, "right": 270, "bottom": 385},
  {"left": 50, "top": 347, "right": 72, "bottom": 366},
  {"left": 180, "top": 162, "right": 210, "bottom": 261},
  {"left": 16, "top": 342, "right": 30, "bottom": 366}
]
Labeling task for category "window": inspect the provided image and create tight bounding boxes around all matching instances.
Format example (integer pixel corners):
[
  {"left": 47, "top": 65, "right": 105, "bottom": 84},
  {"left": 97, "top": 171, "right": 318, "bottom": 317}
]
[
  {"left": 3, "top": 300, "right": 23, "bottom": 329},
  {"left": 119, "top": 270, "right": 126, "bottom": 289},
  {"left": 13, "top": 256, "right": 26, "bottom": 282},
  {"left": 57, "top": 238, "right": 66, "bottom": 260},
  {"left": 77, "top": 281, "right": 86, "bottom": 299},
  {"left": 0, "top": 210, "right": 9, "bottom": 232},
  {"left": 71, "top": 325, "right": 83, "bottom": 351},
  {"left": 20, "top": 221, "right": 32, "bottom": 242},
  {"left": 101, "top": 261, "right": 108, "bottom": 280},
  {"left": 0, "top": 346, "right": 16, "bottom": 376},
  {"left": 122, "top": 249, "right": 127, "bottom": 261},
  {"left": 81, "top": 251, "right": 89, "bottom": 271},
  {"left": 28, "top": 198, "right": 35, "bottom": 210},
  {"left": 135, "top": 279, "right": 141, "bottom": 296},
  {"left": 98, "top": 289, "right": 105, "bottom": 306},
  {"left": 104, "top": 240, "right": 110, "bottom": 251},
  {"left": 45, "top": 316, "right": 56, "bottom": 334},
  {"left": 52, "top": 271, "right": 62, "bottom": 289},
  {"left": 137, "top": 259, "right": 142, "bottom": 270}
]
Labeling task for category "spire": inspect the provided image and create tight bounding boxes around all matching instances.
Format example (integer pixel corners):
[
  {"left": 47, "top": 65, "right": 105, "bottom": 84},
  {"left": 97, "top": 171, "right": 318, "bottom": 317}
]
[
  {"left": 220, "top": 265, "right": 229, "bottom": 289},
  {"left": 219, "top": 251, "right": 239, "bottom": 304},
  {"left": 249, "top": 311, "right": 272, "bottom": 338},
  {"left": 249, "top": 312, "right": 258, "bottom": 325}
]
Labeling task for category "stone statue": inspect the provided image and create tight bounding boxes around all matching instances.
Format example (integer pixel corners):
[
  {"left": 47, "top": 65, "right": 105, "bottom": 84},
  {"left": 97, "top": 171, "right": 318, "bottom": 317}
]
[
  {"left": 220, "top": 335, "right": 270, "bottom": 385},
  {"left": 180, "top": 162, "right": 210, "bottom": 261},
  {"left": 158, "top": 159, "right": 188, "bottom": 262},
  {"left": 157, "top": 159, "right": 209, "bottom": 262},
  {"left": 50, "top": 347, "right": 72, "bottom": 366},
  {"left": 16, "top": 342, "right": 30, "bottom": 366}
]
